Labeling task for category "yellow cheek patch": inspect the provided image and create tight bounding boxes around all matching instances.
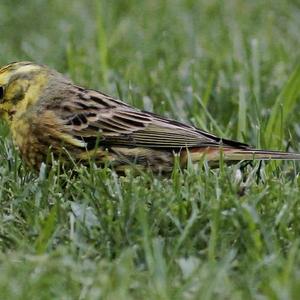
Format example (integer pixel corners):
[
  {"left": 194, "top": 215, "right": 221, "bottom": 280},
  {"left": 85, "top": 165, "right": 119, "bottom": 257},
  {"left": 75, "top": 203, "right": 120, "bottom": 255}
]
[
  {"left": 5, "top": 79, "right": 29, "bottom": 105},
  {"left": 13, "top": 73, "right": 48, "bottom": 118}
]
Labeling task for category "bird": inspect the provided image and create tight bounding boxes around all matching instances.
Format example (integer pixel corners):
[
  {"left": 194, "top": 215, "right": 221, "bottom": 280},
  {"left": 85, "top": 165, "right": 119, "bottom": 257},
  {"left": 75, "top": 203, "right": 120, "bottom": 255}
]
[{"left": 0, "top": 61, "right": 299, "bottom": 173}]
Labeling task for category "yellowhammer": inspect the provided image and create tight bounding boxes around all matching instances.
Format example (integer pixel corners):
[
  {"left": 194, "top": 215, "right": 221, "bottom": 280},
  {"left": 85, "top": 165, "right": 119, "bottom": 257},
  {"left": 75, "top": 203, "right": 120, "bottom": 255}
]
[{"left": 0, "top": 61, "right": 299, "bottom": 172}]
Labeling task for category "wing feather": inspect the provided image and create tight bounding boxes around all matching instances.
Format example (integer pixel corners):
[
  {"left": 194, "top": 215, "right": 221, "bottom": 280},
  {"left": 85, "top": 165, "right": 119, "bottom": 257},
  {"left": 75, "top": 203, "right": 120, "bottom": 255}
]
[{"left": 55, "top": 88, "right": 249, "bottom": 150}]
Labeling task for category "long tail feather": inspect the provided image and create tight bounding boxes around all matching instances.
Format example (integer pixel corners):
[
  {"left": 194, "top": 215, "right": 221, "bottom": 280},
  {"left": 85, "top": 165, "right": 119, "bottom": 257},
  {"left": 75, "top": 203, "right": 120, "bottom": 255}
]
[
  {"left": 186, "top": 147, "right": 300, "bottom": 162},
  {"left": 221, "top": 149, "right": 300, "bottom": 161}
]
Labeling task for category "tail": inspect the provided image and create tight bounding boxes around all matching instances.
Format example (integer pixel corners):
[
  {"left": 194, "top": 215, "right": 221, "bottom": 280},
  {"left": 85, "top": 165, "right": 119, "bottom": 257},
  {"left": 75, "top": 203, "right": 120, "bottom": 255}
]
[
  {"left": 224, "top": 149, "right": 300, "bottom": 161},
  {"left": 185, "top": 147, "right": 300, "bottom": 163}
]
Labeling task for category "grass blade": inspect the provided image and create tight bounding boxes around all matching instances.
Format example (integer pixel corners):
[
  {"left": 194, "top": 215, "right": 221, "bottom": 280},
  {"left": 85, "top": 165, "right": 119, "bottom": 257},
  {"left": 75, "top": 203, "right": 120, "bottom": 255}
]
[{"left": 265, "top": 65, "right": 300, "bottom": 149}]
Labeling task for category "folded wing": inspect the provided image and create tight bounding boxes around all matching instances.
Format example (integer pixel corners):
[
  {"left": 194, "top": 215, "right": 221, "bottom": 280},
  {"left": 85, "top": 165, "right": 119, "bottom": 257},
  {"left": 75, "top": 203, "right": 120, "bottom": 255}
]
[{"left": 55, "top": 88, "right": 249, "bottom": 151}]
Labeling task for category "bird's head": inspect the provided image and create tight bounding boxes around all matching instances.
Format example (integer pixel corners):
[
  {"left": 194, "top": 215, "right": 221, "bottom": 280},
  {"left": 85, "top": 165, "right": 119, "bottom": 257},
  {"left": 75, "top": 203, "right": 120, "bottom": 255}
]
[
  {"left": 0, "top": 61, "right": 49, "bottom": 122},
  {"left": 0, "top": 61, "right": 69, "bottom": 122}
]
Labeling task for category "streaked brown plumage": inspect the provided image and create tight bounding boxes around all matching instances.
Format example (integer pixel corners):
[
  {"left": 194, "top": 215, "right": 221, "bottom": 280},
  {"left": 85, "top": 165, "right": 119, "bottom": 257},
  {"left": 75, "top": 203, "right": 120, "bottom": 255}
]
[{"left": 0, "top": 61, "right": 299, "bottom": 173}]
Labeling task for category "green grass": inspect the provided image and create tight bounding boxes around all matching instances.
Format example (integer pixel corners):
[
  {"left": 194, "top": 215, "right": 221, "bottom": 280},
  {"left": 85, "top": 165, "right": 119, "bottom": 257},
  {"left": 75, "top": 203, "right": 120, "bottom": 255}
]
[{"left": 1, "top": 0, "right": 300, "bottom": 299}]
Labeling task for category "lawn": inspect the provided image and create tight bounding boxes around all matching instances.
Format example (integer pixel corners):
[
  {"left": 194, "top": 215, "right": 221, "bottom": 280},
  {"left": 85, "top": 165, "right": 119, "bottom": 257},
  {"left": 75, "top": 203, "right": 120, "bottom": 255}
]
[{"left": 1, "top": 0, "right": 300, "bottom": 299}]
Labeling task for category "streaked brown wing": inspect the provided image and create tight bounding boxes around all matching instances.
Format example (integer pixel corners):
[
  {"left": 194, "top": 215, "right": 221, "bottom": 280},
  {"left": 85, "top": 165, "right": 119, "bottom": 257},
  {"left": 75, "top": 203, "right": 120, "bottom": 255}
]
[{"left": 58, "top": 88, "right": 249, "bottom": 150}]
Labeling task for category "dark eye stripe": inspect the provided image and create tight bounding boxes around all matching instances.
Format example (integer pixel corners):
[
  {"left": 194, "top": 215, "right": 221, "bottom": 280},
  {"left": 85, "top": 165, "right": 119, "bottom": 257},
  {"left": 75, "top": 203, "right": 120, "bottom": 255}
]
[{"left": 11, "top": 88, "right": 25, "bottom": 104}]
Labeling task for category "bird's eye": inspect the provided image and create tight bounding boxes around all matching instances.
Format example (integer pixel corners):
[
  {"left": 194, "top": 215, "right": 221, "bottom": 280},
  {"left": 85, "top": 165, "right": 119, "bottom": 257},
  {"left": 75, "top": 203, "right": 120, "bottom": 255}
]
[{"left": 0, "top": 86, "right": 4, "bottom": 102}]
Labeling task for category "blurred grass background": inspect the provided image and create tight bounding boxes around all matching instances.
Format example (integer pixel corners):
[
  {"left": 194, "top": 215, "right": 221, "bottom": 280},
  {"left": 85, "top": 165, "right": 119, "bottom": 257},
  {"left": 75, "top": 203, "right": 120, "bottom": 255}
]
[{"left": 1, "top": 0, "right": 300, "bottom": 299}]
